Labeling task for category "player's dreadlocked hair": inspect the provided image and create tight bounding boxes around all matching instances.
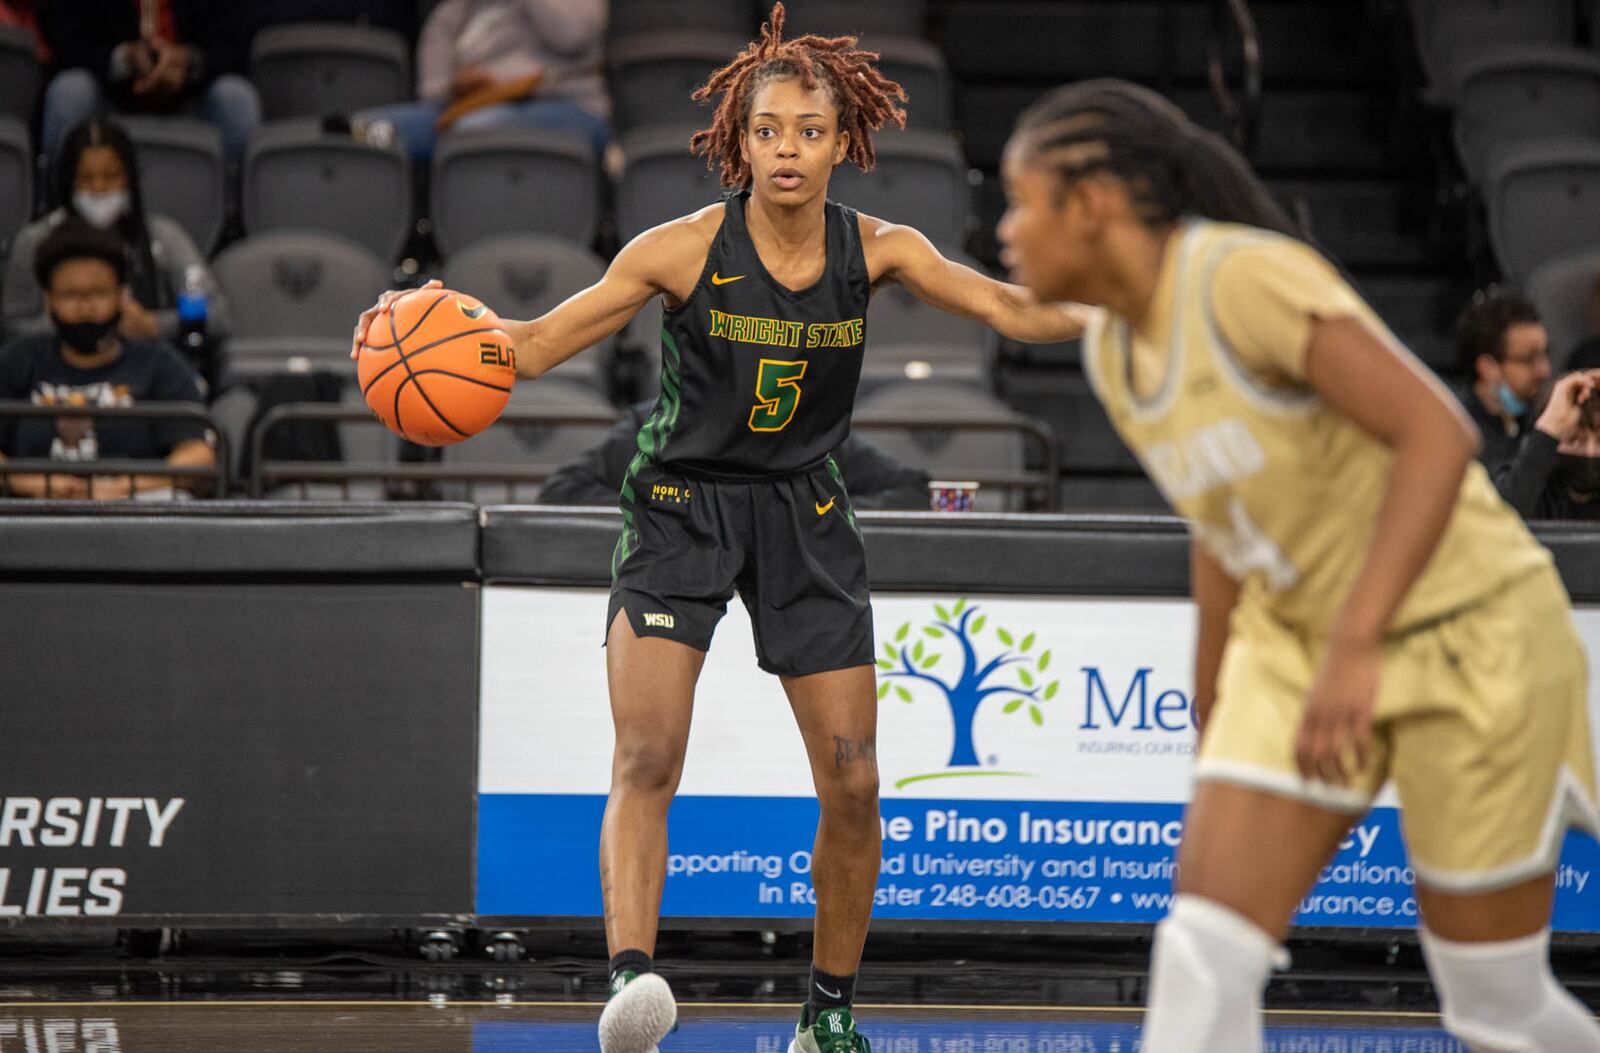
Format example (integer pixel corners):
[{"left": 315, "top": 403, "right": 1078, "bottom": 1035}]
[
  {"left": 690, "top": 2, "right": 907, "bottom": 188},
  {"left": 1014, "top": 79, "right": 1301, "bottom": 238}
]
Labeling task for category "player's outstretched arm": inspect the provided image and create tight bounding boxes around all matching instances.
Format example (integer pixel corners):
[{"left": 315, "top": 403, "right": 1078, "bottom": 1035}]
[
  {"left": 861, "top": 217, "right": 1091, "bottom": 344},
  {"left": 349, "top": 212, "right": 715, "bottom": 380},
  {"left": 503, "top": 220, "right": 712, "bottom": 379}
]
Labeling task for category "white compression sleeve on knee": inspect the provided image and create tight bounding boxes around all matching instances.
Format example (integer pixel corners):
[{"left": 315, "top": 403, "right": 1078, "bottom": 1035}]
[
  {"left": 1420, "top": 927, "right": 1600, "bottom": 1053},
  {"left": 1141, "top": 894, "right": 1287, "bottom": 1053}
]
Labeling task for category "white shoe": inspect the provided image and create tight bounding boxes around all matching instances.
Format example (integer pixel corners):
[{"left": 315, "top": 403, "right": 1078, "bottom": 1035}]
[{"left": 598, "top": 972, "right": 677, "bottom": 1053}]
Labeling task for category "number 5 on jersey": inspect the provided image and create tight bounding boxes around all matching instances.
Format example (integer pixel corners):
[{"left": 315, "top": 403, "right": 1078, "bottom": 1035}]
[{"left": 749, "top": 358, "right": 808, "bottom": 432}]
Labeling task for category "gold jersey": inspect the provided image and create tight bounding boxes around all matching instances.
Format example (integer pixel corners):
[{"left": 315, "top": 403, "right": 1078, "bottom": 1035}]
[{"left": 1083, "top": 219, "right": 1551, "bottom": 637}]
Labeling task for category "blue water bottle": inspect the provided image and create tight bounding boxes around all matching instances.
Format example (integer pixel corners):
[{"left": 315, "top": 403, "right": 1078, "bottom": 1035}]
[
  {"left": 177, "top": 265, "right": 208, "bottom": 348},
  {"left": 176, "top": 264, "right": 210, "bottom": 390}
]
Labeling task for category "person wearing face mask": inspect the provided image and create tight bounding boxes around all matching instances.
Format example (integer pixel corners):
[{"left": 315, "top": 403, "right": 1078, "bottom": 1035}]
[
  {"left": 1452, "top": 289, "right": 1552, "bottom": 474},
  {"left": 0, "top": 219, "right": 215, "bottom": 500},
  {"left": 1496, "top": 343, "right": 1600, "bottom": 520},
  {"left": 1, "top": 117, "right": 230, "bottom": 349}
]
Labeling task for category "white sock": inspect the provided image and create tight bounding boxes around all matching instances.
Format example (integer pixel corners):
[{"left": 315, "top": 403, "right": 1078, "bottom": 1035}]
[
  {"left": 1141, "top": 895, "right": 1286, "bottom": 1053},
  {"left": 1421, "top": 927, "right": 1600, "bottom": 1052}
]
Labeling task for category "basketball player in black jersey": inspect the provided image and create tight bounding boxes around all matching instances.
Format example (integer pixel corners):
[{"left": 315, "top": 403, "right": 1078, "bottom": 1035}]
[{"left": 355, "top": 7, "right": 1084, "bottom": 1051}]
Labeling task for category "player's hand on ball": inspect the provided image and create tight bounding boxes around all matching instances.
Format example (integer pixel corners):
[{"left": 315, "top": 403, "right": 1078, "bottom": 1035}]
[
  {"left": 351, "top": 279, "right": 443, "bottom": 360},
  {"left": 1296, "top": 636, "right": 1379, "bottom": 786}
]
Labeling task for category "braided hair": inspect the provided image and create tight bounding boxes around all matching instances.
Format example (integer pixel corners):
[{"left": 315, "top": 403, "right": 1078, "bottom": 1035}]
[
  {"left": 689, "top": 2, "right": 907, "bottom": 188},
  {"left": 1013, "top": 78, "right": 1300, "bottom": 237}
]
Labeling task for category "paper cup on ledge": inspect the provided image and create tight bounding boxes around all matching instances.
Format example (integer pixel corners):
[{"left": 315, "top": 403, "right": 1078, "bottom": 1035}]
[{"left": 928, "top": 480, "right": 980, "bottom": 512}]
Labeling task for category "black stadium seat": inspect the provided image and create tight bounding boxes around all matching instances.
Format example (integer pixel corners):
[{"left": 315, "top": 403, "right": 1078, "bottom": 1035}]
[
  {"left": 251, "top": 22, "right": 412, "bottom": 121},
  {"left": 431, "top": 128, "right": 601, "bottom": 255},
  {"left": 1485, "top": 137, "right": 1600, "bottom": 282},
  {"left": 1528, "top": 250, "right": 1600, "bottom": 367},
  {"left": 0, "top": 117, "right": 30, "bottom": 261},
  {"left": 828, "top": 129, "right": 970, "bottom": 246},
  {"left": 122, "top": 117, "right": 227, "bottom": 255},
  {"left": 780, "top": 0, "right": 927, "bottom": 39},
  {"left": 608, "top": 32, "right": 748, "bottom": 135},
  {"left": 1453, "top": 45, "right": 1600, "bottom": 182},
  {"left": 212, "top": 230, "right": 392, "bottom": 375},
  {"left": 244, "top": 119, "right": 414, "bottom": 262},
  {"left": 0, "top": 24, "right": 40, "bottom": 124},
  {"left": 608, "top": 0, "right": 756, "bottom": 40},
  {"left": 616, "top": 126, "right": 724, "bottom": 242}
]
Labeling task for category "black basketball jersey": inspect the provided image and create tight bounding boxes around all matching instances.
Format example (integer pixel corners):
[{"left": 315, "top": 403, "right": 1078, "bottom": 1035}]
[{"left": 636, "top": 190, "right": 870, "bottom": 479}]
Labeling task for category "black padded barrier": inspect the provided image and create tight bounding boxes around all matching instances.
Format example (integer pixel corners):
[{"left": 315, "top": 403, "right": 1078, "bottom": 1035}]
[
  {"left": 480, "top": 506, "right": 1600, "bottom": 603},
  {"left": 0, "top": 503, "right": 481, "bottom": 926},
  {"left": 481, "top": 507, "right": 1195, "bottom": 594},
  {"left": 0, "top": 500, "right": 480, "bottom": 577}
]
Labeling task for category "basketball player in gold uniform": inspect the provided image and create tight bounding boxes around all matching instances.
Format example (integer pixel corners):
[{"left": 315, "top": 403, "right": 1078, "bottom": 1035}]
[{"left": 997, "top": 79, "right": 1600, "bottom": 1051}]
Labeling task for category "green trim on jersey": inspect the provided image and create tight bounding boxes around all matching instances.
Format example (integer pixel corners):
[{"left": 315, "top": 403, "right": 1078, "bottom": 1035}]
[
  {"left": 636, "top": 326, "right": 685, "bottom": 459},
  {"left": 612, "top": 451, "right": 649, "bottom": 580}
]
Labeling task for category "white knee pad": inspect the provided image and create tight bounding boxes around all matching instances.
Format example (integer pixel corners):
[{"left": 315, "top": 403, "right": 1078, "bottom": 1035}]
[
  {"left": 1141, "top": 895, "right": 1289, "bottom": 1053},
  {"left": 1421, "top": 927, "right": 1600, "bottom": 1053}
]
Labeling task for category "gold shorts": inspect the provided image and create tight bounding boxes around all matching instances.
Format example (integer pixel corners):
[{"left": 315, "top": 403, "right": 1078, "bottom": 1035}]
[{"left": 1197, "top": 564, "right": 1599, "bottom": 893}]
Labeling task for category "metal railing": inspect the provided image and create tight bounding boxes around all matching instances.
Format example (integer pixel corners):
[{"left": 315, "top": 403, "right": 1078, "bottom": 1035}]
[
  {"left": 1207, "top": 0, "right": 1264, "bottom": 156},
  {"left": 249, "top": 403, "right": 623, "bottom": 500},
  {"left": 852, "top": 411, "right": 1062, "bottom": 511},
  {"left": 251, "top": 403, "right": 1063, "bottom": 510},
  {"left": 0, "top": 401, "right": 228, "bottom": 500}
]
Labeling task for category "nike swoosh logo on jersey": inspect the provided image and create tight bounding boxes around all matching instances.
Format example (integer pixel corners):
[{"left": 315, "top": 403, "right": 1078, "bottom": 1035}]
[
  {"left": 711, "top": 272, "right": 746, "bottom": 285},
  {"left": 816, "top": 497, "right": 836, "bottom": 516}
]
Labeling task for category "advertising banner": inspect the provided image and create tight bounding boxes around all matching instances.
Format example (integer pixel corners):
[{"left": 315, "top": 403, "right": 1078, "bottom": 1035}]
[{"left": 478, "top": 587, "right": 1600, "bottom": 930}]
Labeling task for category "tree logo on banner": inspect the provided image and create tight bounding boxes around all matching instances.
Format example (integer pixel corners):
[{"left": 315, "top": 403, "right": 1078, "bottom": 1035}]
[{"left": 877, "top": 598, "right": 1058, "bottom": 789}]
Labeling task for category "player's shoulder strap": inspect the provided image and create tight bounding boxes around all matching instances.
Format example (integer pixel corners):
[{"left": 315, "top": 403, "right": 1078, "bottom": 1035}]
[{"left": 824, "top": 197, "right": 870, "bottom": 291}]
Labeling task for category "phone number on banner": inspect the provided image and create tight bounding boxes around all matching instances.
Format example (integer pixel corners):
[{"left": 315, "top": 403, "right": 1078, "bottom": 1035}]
[{"left": 927, "top": 883, "right": 1103, "bottom": 911}]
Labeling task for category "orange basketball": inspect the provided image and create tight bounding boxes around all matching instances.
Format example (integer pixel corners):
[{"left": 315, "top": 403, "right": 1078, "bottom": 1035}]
[{"left": 356, "top": 287, "right": 515, "bottom": 446}]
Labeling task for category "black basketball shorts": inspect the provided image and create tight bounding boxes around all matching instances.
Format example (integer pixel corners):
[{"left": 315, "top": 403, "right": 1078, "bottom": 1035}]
[{"left": 607, "top": 454, "right": 874, "bottom": 677}]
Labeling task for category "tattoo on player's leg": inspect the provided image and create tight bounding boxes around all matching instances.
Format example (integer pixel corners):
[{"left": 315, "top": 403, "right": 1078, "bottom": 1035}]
[
  {"left": 600, "top": 858, "right": 616, "bottom": 928},
  {"left": 833, "top": 736, "right": 877, "bottom": 768}
]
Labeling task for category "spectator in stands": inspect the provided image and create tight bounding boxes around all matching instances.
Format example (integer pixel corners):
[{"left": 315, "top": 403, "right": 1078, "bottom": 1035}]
[
  {"left": 3, "top": 118, "right": 229, "bottom": 350},
  {"left": 37, "top": 0, "right": 260, "bottom": 165},
  {"left": 1454, "top": 289, "right": 1551, "bottom": 472},
  {"left": 0, "top": 220, "right": 214, "bottom": 499},
  {"left": 538, "top": 402, "right": 932, "bottom": 509},
  {"left": 356, "top": 0, "right": 609, "bottom": 164},
  {"left": 1494, "top": 344, "right": 1600, "bottom": 520}
]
